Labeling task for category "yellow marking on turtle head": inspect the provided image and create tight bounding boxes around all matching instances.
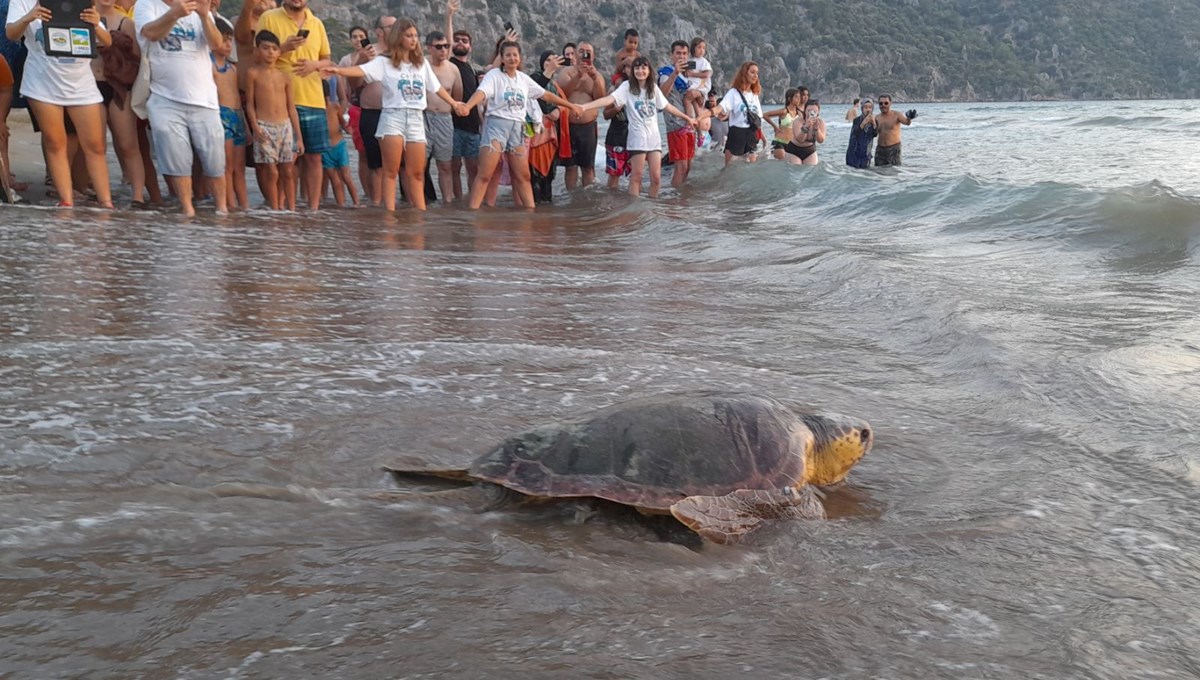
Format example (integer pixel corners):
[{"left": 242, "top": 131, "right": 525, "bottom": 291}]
[{"left": 801, "top": 414, "right": 874, "bottom": 487}]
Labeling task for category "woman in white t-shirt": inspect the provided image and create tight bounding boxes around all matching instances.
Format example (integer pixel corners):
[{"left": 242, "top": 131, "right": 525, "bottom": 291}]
[
  {"left": 709, "top": 61, "right": 764, "bottom": 166},
  {"left": 579, "top": 56, "right": 694, "bottom": 198},
  {"left": 6, "top": 0, "right": 114, "bottom": 207},
  {"left": 459, "top": 40, "right": 579, "bottom": 210},
  {"left": 325, "top": 19, "right": 464, "bottom": 211}
]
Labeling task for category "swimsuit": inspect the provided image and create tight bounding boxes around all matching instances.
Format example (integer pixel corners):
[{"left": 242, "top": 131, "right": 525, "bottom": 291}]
[
  {"left": 785, "top": 142, "right": 817, "bottom": 161},
  {"left": 253, "top": 119, "right": 296, "bottom": 165},
  {"left": 220, "top": 105, "right": 248, "bottom": 147}
]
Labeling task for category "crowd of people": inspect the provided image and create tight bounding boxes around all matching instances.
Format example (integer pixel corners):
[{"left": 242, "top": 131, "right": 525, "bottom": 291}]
[{"left": 0, "top": 0, "right": 919, "bottom": 214}]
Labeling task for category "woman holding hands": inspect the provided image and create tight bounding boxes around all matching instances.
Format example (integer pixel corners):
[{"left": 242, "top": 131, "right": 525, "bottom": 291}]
[
  {"left": 458, "top": 40, "right": 580, "bottom": 210},
  {"left": 322, "top": 18, "right": 467, "bottom": 211},
  {"left": 578, "top": 56, "right": 695, "bottom": 198}
]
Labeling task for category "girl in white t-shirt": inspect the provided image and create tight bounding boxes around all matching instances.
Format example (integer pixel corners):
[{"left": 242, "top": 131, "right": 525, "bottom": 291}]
[
  {"left": 324, "top": 19, "right": 464, "bottom": 211},
  {"left": 459, "top": 40, "right": 579, "bottom": 210},
  {"left": 580, "top": 56, "right": 695, "bottom": 198},
  {"left": 709, "top": 61, "right": 765, "bottom": 166},
  {"left": 6, "top": 0, "right": 114, "bottom": 207},
  {"left": 683, "top": 37, "right": 712, "bottom": 122}
]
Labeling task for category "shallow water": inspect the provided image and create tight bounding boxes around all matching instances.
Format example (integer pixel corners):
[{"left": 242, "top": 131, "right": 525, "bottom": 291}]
[{"left": 3, "top": 101, "right": 1200, "bottom": 678}]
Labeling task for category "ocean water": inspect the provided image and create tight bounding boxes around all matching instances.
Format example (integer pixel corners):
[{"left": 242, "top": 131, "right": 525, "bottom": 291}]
[{"left": 2, "top": 100, "right": 1200, "bottom": 678}]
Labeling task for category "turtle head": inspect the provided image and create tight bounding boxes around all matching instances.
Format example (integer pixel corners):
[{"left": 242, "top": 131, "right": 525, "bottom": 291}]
[{"left": 800, "top": 413, "right": 874, "bottom": 487}]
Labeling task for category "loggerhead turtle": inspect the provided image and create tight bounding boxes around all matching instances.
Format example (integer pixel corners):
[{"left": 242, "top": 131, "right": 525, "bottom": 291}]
[{"left": 387, "top": 394, "right": 874, "bottom": 544}]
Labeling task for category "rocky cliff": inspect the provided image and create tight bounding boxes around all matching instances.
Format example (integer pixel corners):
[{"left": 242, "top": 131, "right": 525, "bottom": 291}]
[{"left": 298, "top": 0, "right": 1200, "bottom": 102}]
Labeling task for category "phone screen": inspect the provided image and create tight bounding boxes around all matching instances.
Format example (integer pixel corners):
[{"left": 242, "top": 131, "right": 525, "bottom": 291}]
[{"left": 297, "top": 29, "right": 309, "bottom": 38}]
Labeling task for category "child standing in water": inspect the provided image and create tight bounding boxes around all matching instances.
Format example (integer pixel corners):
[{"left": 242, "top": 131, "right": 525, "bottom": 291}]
[
  {"left": 321, "top": 79, "right": 360, "bottom": 207},
  {"left": 683, "top": 37, "right": 712, "bottom": 122},
  {"left": 213, "top": 19, "right": 249, "bottom": 210},
  {"left": 245, "top": 30, "right": 303, "bottom": 210}
]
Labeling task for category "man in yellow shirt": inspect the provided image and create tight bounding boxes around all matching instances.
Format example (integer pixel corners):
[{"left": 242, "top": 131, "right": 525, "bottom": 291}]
[{"left": 257, "top": 0, "right": 332, "bottom": 210}]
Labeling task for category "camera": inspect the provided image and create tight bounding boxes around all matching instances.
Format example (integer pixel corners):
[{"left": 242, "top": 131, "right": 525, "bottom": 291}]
[
  {"left": 906, "top": 109, "right": 918, "bottom": 120},
  {"left": 360, "top": 38, "right": 370, "bottom": 48},
  {"left": 503, "top": 21, "right": 513, "bottom": 32},
  {"left": 580, "top": 49, "right": 592, "bottom": 63},
  {"left": 684, "top": 60, "right": 696, "bottom": 70},
  {"left": 808, "top": 110, "right": 818, "bottom": 118}
]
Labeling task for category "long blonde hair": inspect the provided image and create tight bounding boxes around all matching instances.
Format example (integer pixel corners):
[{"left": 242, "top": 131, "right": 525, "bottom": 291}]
[{"left": 386, "top": 18, "right": 424, "bottom": 68}]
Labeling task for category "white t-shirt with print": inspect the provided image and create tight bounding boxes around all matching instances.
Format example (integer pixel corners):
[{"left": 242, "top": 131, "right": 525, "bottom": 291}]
[
  {"left": 686, "top": 56, "right": 711, "bottom": 94},
  {"left": 9, "top": 0, "right": 102, "bottom": 105},
  {"left": 610, "top": 80, "right": 668, "bottom": 153},
  {"left": 718, "top": 87, "right": 762, "bottom": 129},
  {"left": 134, "top": 1, "right": 218, "bottom": 109},
  {"left": 476, "top": 68, "right": 545, "bottom": 123},
  {"left": 358, "top": 57, "right": 442, "bottom": 110}
]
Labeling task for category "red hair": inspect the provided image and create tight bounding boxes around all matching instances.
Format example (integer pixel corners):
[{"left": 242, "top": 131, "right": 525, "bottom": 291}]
[{"left": 730, "top": 61, "right": 761, "bottom": 96}]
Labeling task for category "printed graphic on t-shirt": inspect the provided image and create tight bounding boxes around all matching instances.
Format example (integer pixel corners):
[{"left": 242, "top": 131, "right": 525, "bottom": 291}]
[
  {"left": 160, "top": 24, "right": 198, "bottom": 52},
  {"left": 632, "top": 97, "right": 658, "bottom": 120},
  {"left": 501, "top": 86, "right": 526, "bottom": 112},
  {"left": 398, "top": 76, "right": 426, "bottom": 102}
]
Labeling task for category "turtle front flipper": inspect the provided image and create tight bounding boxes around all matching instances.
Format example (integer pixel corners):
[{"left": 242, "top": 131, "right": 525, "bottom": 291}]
[
  {"left": 669, "top": 486, "right": 826, "bottom": 544},
  {"left": 385, "top": 464, "right": 473, "bottom": 486}
]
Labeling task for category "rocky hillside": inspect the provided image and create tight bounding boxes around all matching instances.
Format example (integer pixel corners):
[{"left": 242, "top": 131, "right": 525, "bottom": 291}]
[{"left": 272, "top": 0, "right": 1200, "bottom": 102}]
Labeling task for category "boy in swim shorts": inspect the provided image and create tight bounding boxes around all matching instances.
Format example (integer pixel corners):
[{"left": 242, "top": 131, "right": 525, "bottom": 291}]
[
  {"left": 246, "top": 30, "right": 302, "bottom": 210},
  {"left": 213, "top": 19, "right": 249, "bottom": 210}
]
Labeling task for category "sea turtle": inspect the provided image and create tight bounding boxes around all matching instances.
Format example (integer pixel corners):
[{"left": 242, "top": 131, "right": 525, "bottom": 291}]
[{"left": 387, "top": 393, "right": 874, "bottom": 544}]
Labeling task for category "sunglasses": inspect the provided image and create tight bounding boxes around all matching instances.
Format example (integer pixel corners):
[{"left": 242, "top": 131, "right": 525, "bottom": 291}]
[{"left": 431, "top": 43, "right": 450, "bottom": 49}]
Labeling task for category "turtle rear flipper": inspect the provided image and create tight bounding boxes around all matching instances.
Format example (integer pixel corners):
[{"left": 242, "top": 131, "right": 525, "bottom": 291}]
[{"left": 670, "top": 486, "right": 826, "bottom": 544}]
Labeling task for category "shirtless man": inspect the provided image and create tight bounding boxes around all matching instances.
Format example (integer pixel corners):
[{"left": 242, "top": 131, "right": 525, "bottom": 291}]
[
  {"left": 873, "top": 94, "right": 916, "bottom": 167},
  {"left": 555, "top": 41, "right": 607, "bottom": 189},
  {"left": 423, "top": 30, "right": 462, "bottom": 202}
]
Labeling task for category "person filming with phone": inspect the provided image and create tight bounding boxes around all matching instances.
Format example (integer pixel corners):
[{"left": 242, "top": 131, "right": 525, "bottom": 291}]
[
  {"left": 554, "top": 40, "right": 605, "bottom": 190},
  {"left": 783, "top": 100, "right": 825, "bottom": 166}
]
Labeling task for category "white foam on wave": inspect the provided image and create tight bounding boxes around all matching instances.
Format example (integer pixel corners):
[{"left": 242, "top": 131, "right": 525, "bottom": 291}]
[{"left": 0, "top": 504, "right": 167, "bottom": 548}]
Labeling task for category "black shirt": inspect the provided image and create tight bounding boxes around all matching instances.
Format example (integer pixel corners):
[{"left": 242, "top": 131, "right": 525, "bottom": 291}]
[{"left": 450, "top": 56, "right": 481, "bottom": 134}]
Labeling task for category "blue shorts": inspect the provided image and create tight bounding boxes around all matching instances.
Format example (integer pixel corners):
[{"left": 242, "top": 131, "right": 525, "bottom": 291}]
[
  {"left": 321, "top": 138, "right": 349, "bottom": 169},
  {"left": 219, "top": 105, "right": 247, "bottom": 147},
  {"left": 452, "top": 128, "right": 480, "bottom": 159},
  {"left": 296, "top": 105, "right": 329, "bottom": 154},
  {"left": 481, "top": 117, "right": 525, "bottom": 154}
]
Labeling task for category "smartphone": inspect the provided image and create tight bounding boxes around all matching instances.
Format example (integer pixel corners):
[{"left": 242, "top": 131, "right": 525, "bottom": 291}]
[
  {"left": 503, "top": 21, "right": 513, "bottom": 32},
  {"left": 296, "top": 29, "right": 310, "bottom": 38},
  {"left": 561, "top": 57, "right": 571, "bottom": 67},
  {"left": 360, "top": 37, "right": 370, "bottom": 48},
  {"left": 685, "top": 60, "right": 696, "bottom": 70},
  {"left": 580, "top": 49, "right": 592, "bottom": 64}
]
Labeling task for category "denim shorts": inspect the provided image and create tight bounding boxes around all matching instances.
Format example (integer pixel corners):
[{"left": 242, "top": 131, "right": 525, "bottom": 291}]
[
  {"left": 452, "top": 128, "right": 480, "bottom": 159},
  {"left": 481, "top": 117, "right": 526, "bottom": 154},
  {"left": 377, "top": 107, "right": 426, "bottom": 143}
]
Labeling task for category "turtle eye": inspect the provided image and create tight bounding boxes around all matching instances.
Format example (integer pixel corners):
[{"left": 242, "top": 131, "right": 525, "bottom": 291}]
[
  {"left": 512, "top": 441, "right": 527, "bottom": 455},
  {"left": 859, "top": 428, "right": 871, "bottom": 444}
]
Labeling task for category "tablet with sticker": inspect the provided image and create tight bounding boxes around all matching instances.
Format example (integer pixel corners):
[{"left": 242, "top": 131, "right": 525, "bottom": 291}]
[{"left": 41, "top": 0, "right": 97, "bottom": 58}]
